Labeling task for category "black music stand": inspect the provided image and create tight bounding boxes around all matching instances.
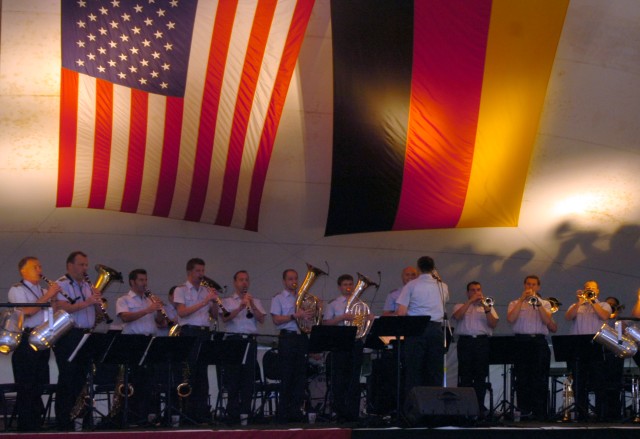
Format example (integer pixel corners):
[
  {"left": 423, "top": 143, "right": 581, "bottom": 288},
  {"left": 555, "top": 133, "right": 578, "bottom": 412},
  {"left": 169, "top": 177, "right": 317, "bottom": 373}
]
[
  {"left": 68, "top": 331, "right": 118, "bottom": 429},
  {"left": 308, "top": 325, "right": 357, "bottom": 420},
  {"left": 199, "top": 333, "right": 251, "bottom": 422},
  {"left": 141, "top": 336, "right": 197, "bottom": 427},
  {"left": 362, "top": 316, "right": 431, "bottom": 425},
  {"left": 551, "top": 335, "right": 596, "bottom": 421},
  {"left": 488, "top": 336, "right": 520, "bottom": 421},
  {"left": 101, "top": 334, "right": 152, "bottom": 427}
]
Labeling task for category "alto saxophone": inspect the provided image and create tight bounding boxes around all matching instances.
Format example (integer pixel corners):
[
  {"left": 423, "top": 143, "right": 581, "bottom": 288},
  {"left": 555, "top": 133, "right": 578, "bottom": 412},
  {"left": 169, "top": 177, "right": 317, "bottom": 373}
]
[{"left": 70, "top": 363, "right": 96, "bottom": 421}]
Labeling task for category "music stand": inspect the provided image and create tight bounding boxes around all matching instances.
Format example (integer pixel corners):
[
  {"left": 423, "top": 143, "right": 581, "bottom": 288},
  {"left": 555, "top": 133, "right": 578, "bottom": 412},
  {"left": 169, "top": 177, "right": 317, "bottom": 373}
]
[
  {"left": 551, "top": 335, "right": 596, "bottom": 421},
  {"left": 365, "top": 316, "right": 431, "bottom": 425},
  {"left": 307, "top": 325, "right": 357, "bottom": 420},
  {"left": 141, "top": 336, "right": 197, "bottom": 426},
  {"left": 199, "top": 333, "right": 251, "bottom": 422},
  {"left": 488, "top": 336, "right": 520, "bottom": 421},
  {"left": 68, "top": 332, "right": 117, "bottom": 429},
  {"left": 101, "top": 334, "right": 153, "bottom": 427}
]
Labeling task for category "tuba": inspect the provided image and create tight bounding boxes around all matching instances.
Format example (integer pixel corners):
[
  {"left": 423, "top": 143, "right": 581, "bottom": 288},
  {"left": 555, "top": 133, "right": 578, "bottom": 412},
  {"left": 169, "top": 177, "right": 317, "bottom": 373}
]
[
  {"left": 593, "top": 322, "right": 638, "bottom": 358},
  {"left": 86, "top": 264, "right": 123, "bottom": 325},
  {"left": 294, "top": 263, "right": 327, "bottom": 334},
  {"left": 344, "top": 272, "right": 379, "bottom": 339}
]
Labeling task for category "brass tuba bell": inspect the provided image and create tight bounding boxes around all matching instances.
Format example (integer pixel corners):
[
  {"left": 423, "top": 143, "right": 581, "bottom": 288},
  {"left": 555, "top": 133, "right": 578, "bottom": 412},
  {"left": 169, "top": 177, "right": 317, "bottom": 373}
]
[
  {"left": 294, "top": 263, "right": 327, "bottom": 334},
  {"left": 344, "top": 272, "right": 379, "bottom": 339}
]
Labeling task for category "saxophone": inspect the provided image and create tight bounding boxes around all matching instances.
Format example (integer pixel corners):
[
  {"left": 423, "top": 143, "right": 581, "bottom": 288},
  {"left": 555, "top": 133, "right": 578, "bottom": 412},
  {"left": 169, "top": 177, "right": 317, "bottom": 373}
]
[
  {"left": 108, "top": 365, "right": 135, "bottom": 419},
  {"left": 344, "top": 272, "right": 379, "bottom": 339},
  {"left": 69, "top": 363, "right": 96, "bottom": 421},
  {"left": 294, "top": 263, "right": 328, "bottom": 334}
]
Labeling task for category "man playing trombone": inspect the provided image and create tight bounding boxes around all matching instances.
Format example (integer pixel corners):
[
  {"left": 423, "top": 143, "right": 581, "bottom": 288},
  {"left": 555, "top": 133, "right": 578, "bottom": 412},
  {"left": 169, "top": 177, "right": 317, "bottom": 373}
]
[
  {"left": 452, "top": 281, "right": 498, "bottom": 418},
  {"left": 7, "top": 256, "right": 60, "bottom": 431}
]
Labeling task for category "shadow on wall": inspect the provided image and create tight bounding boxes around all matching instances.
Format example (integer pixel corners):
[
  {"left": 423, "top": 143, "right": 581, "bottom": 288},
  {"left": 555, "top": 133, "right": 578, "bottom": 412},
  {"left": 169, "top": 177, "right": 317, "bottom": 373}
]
[{"left": 438, "top": 222, "right": 640, "bottom": 335}]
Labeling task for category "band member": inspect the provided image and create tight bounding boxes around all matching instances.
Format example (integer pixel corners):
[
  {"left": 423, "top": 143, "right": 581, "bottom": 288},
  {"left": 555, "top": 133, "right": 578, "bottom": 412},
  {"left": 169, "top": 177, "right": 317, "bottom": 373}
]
[
  {"left": 452, "top": 281, "right": 498, "bottom": 416},
  {"left": 7, "top": 256, "right": 60, "bottom": 431},
  {"left": 565, "top": 280, "right": 619, "bottom": 421},
  {"left": 53, "top": 251, "right": 104, "bottom": 430},
  {"left": 220, "top": 270, "right": 266, "bottom": 424},
  {"left": 323, "top": 274, "right": 367, "bottom": 422},
  {"left": 382, "top": 267, "right": 418, "bottom": 316},
  {"left": 114, "top": 269, "right": 166, "bottom": 423},
  {"left": 506, "top": 275, "right": 557, "bottom": 421},
  {"left": 173, "top": 258, "right": 220, "bottom": 423},
  {"left": 270, "top": 269, "right": 312, "bottom": 423},
  {"left": 396, "top": 256, "right": 449, "bottom": 395}
]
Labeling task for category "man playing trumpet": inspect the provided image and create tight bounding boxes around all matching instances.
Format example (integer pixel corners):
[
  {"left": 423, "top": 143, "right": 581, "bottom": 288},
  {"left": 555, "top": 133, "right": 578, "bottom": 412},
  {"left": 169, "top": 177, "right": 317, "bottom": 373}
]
[
  {"left": 452, "top": 281, "right": 498, "bottom": 418},
  {"left": 507, "top": 275, "right": 557, "bottom": 421}
]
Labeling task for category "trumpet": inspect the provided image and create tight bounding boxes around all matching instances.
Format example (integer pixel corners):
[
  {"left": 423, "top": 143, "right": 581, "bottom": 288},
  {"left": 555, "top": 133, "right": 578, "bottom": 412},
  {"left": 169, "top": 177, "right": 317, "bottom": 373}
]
[
  {"left": 578, "top": 289, "right": 597, "bottom": 302},
  {"left": 41, "top": 275, "right": 77, "bottom": 304},
  {"left": 200, "top": 276, "right": 230, "bottom": 318},
  {"left": 481, "top": 297, "right": 494, "bottom": 308},
  {"left": 527, "top": 295, "right": 562, "bottom": 313}
]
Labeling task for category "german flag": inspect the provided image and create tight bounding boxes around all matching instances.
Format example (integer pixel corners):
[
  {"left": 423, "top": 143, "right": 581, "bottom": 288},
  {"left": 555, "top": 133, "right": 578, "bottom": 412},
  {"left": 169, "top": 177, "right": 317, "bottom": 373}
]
[{"left": 326, "top": 0, "right": 569, "bottom": 235}]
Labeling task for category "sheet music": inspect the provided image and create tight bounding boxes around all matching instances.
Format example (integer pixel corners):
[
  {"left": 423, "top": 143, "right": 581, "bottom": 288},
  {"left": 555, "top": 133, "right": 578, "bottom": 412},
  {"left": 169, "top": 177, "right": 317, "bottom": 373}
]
[{"left": 68, "top": 332, "right": 90, "bottom": 362}]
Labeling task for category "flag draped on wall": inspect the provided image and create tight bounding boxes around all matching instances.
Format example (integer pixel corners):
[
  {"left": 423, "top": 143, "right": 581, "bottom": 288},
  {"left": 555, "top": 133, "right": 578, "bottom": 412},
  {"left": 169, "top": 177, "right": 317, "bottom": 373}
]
[
  {"left": 57, "top": 0, "right": 314, "bottom": 231},
  {"left": 326, "top": 0, "right": 569, "bottom": 236}
]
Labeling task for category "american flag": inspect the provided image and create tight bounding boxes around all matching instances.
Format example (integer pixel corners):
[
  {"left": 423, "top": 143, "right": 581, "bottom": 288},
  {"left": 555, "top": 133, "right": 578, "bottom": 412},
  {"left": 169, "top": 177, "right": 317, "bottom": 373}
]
[{"left": 57, "top": 0, "right": 315, "bottom": 230}]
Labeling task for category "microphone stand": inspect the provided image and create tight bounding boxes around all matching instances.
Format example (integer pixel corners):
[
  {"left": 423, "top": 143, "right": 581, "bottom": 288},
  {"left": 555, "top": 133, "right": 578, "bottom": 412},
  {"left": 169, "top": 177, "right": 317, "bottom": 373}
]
[{"left": 432, "top": 270, "right": 451, "bottom": 388}]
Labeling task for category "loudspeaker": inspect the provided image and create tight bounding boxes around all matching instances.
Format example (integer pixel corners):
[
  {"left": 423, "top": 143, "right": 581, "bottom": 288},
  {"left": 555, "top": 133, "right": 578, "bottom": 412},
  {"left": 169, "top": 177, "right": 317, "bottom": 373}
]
[{"left": 404, "top": 386, "right": 479, "bottom": 427}]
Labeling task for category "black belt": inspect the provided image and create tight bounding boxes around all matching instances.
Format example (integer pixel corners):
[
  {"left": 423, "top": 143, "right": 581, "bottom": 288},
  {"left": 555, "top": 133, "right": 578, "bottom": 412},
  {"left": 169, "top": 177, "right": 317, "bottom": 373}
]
[
  {"left": 458, "top": 334, "right": 488, "bottom": 339},
  {"left": 226, "top": 333, "right": 256, "bottom": 340},
  {"left": 182, "top": 324, "right": 210, "bottom": 331},
  {"left": 280, "top": 329, "right": 301, "bottom": 335},
  {"left": 515, "top": 334, "right": 545, "bottom": 338}
]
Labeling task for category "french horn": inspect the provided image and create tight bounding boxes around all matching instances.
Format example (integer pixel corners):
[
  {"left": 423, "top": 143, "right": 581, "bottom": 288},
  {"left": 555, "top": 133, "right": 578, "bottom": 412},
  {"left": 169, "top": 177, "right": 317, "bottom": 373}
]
[{"left": 344, "top": 272, "right": 379, "bottom": 339}]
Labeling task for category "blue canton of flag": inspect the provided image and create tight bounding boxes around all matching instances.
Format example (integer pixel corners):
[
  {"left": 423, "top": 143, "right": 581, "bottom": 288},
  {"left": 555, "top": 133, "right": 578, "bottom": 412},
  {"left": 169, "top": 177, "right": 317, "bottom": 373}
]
[{"left": 61, "top": 0, "right": 198, "bottom": 97}]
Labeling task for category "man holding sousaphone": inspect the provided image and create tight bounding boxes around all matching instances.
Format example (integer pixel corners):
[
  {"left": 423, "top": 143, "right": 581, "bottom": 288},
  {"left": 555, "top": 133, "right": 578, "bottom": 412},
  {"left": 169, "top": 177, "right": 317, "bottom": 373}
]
[
  {"left": 565, "top": 280, "right": 620, "bottom": 421},
  {"left": 7, "top": 256, "right": 61, "bottom": 431}
]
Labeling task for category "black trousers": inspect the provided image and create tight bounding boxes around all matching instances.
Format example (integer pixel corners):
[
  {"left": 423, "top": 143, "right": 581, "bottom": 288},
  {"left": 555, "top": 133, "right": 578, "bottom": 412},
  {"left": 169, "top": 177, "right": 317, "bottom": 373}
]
[
  {"left": 53, "top": 328, "right": 93, "bottom": 431},
  {"left": 178, "top": 325, "right": 212, "bottom": 423},
  {"left": 456, "top": 336, "right": 490, "bottom": 411},
  {"left": 570, "top": 346, "right": 623, "bottom": 421},
  {"left": 12, "top": 332, "right": 50, "bottom": 431},
  {"left": 403, "top": 322, "right": 445, "bottom": 399},
  {"left": 513, "top": 335, "right": 550, "bottom": 419},
  {"left": 223, "top": 336, "right": 257, "bottom": 420},
  {"left": 277, "top": 331, "right": 308, "bottom": 421},
  {"left": 329, "top": 339, "right": 364, "bottom": 421}
]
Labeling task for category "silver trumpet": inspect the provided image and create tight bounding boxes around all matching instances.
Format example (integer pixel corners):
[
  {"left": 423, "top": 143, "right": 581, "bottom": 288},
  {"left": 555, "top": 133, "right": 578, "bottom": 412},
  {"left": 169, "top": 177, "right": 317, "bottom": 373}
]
[
  {"left": 528, "top": 295, "right": 541, "bottom": 307},
  {"left": 481, "top": 297, "right": 494, "bottom": 308}
]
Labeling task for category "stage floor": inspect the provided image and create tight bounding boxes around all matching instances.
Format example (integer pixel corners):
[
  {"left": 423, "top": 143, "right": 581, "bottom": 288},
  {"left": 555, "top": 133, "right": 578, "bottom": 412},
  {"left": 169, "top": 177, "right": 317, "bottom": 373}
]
[{"left": 3, "top": 418, "right": 640, "bottom": 439}]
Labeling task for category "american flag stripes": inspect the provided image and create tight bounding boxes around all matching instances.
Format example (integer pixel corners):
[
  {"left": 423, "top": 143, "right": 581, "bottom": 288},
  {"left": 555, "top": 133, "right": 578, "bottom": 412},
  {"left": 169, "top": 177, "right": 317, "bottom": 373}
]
[{"left": 57, "top": 0, "right": 315, "bottom": 230}]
